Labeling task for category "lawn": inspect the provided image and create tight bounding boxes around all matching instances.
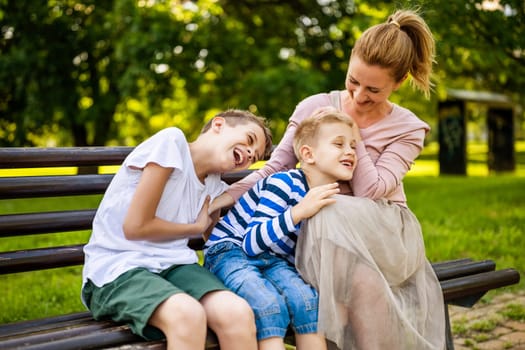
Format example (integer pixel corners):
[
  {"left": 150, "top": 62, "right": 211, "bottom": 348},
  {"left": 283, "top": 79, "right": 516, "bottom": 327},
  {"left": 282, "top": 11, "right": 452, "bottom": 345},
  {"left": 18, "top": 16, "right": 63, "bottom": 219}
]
[{"left": 0, "top": 141, "right": 524, "bottom": 323}]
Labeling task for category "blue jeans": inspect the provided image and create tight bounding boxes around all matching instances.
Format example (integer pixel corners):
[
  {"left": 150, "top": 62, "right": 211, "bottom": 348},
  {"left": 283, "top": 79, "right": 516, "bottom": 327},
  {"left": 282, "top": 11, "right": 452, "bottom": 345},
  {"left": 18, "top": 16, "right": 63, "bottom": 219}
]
[{"left": 204, "top": 241, "right": 319, "bottom": 340}]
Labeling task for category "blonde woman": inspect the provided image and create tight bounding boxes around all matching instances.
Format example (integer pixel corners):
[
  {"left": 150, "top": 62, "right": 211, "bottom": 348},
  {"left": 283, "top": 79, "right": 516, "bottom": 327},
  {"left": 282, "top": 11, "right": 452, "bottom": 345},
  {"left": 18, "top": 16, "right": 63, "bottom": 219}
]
[{"left": 211, "top": 9, "right": 446, "bottom": 350}]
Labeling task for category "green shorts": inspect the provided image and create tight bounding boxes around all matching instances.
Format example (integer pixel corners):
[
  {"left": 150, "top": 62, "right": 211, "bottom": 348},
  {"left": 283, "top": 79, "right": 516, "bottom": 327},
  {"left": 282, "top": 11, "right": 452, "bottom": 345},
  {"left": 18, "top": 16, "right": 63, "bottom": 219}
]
[{"left": 82, "top": 263, "right": 227, "bottom": 340}]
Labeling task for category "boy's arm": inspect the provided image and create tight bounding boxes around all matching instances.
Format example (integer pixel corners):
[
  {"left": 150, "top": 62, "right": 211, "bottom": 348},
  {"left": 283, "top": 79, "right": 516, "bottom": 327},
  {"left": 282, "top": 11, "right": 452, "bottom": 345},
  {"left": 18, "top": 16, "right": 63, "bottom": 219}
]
[
  {"left": 241, "top": 175, "right": 340, "bottom": 256},
  {"left": 242, "top": 199, "right": 298, "bottom": 257},
  {"left": 208, "top": 192, "right": 235, "bottom": 214},
  {"left": 123, "top": 162, "right": 212, "bottom": 241}
]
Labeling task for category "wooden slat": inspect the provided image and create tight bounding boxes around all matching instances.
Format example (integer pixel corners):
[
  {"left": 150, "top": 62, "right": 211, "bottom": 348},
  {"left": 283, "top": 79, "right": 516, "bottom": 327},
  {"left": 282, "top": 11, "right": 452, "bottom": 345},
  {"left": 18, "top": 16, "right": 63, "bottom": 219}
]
[
  {"left": 0, "top": 312, "right": 94, "bottom": 338},
  {"left": 0, "top": 147, "right": 133, "bottom": 168},
  {"left": 220, "top": 170, "right": 253, "bottom": 185},
  {"left": 433, "top": 259, "right": 495, "bottom": 280},
  {"left": 442, "top": 269, "right": 521, "bottom": 305},
  {"left": 0, "top": 210, "right": 96, "bottom": 238},
  {"left": 0, "top": 245, "right": 85, "bottom": 274},
  {"left": 431, "top": 258, "right": 473, "bottom": 268},
  {"left": 0, "top": 172, "right": 249, "bottom": 200},
  {"left": 0, "top": 238, "right": 206, "bottom": 275},
  {"left": 0, "top": 175, "right": 114, "bottom": 199},
  {"left": 0, "top": 311, "right": 218, "bottom": 350},
  {"left": 6, "top": 325, "right": 145, "bottom": 350}
]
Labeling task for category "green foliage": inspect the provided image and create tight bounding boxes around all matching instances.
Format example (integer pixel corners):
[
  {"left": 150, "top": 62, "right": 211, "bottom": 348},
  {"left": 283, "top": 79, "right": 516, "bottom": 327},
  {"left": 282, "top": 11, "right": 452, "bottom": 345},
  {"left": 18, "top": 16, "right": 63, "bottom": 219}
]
[{"left": 1, "top": 0, "right": 524, "bottom": 146}]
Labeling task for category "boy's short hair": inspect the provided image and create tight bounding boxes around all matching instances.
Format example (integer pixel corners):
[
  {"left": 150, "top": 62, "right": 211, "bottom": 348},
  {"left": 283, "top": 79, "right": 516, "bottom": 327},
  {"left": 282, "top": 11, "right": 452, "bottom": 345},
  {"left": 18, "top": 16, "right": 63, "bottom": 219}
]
[
  {"left": 202, "top": 109, "right": 273, "bottom": 160},
  {"left": 293, "top": 107, "right": 355, "bottom": 161}
]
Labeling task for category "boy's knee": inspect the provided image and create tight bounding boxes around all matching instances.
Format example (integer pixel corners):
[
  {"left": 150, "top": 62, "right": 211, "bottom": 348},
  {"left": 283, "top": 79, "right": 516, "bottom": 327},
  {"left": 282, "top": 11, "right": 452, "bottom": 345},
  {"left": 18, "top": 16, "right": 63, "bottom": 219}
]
[
  {"left": 285, "top": 285, "right": 319, "bottom": 329},
  {"left": 155, "top": 293, "right": 207, "bottom": 332},
  {"left": 206, "top": 291, "right": 255, "bottom": 326}
]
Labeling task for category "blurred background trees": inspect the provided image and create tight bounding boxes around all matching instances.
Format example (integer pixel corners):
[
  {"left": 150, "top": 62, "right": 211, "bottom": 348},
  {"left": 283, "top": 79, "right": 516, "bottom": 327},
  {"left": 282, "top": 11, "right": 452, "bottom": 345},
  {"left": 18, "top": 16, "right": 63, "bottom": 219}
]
[{"left": 0, "top": 0, "right": 523, "bottom": 147}]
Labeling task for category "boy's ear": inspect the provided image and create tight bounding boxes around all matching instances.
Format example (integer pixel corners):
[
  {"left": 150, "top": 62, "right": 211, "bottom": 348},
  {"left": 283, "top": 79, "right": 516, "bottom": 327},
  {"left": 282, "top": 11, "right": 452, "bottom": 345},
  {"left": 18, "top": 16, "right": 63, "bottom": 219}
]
[
  {"left": 211, "top": 117, "right": 226, "bottom": 133},
  {"left": 299, "top": 145, "right": 315, "bottom": 164}
]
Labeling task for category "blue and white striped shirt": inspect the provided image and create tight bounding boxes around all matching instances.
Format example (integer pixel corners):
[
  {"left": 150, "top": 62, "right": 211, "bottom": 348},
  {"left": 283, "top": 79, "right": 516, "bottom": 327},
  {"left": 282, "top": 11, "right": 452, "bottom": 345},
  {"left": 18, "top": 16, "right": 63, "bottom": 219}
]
[{"left": 205, "top": 169, "right": 309, "bottom": 264}]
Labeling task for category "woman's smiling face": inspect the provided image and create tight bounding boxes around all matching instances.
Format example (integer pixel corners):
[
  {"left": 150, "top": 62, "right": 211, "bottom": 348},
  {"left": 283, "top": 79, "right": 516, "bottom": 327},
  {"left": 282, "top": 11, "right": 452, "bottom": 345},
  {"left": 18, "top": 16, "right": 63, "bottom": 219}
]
[{"left": 345, "top": 55, "right": 402, "bottom": 112}]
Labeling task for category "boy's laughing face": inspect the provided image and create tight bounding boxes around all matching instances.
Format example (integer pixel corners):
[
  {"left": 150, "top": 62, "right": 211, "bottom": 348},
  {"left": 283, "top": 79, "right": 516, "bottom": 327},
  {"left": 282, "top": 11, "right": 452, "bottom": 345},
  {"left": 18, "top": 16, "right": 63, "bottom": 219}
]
[
  {"left": 308, "top": 121, "right": 357, "bottom": 183},
  {"left": 211, "top": 118, "right": 267, "bottom": 172}
]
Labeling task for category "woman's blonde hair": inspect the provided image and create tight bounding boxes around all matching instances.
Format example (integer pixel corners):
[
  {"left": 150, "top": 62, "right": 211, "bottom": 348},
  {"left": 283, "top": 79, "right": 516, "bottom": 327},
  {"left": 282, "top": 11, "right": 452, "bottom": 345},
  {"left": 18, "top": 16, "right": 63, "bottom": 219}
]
[
  {"left": 293, "top": 107, "right": 354, "bottom": 161},
  {"left": 351, "top": 9, "right": 436, "bottom": 98}
]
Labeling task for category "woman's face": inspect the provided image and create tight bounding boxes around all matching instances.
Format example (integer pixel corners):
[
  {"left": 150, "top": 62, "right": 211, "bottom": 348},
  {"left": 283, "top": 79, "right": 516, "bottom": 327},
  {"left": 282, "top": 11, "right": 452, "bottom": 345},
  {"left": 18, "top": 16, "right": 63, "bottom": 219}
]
[{"left": 344, "top": 55, "right": 403, "bottom": 112}]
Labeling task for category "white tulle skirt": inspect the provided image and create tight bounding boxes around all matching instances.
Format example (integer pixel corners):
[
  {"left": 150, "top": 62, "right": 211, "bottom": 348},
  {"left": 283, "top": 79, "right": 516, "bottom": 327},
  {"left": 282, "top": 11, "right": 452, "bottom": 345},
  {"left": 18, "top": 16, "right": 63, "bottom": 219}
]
[{"left": 296, "top": 195, "right": 445, "bottom": 350}]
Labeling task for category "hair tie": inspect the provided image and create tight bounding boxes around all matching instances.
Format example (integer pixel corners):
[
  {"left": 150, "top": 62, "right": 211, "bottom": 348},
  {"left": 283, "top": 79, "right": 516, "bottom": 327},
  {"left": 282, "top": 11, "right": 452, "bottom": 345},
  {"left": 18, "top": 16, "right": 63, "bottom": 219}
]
[{"left": 390, "top": 20, "right": 400, "bottom": 28}]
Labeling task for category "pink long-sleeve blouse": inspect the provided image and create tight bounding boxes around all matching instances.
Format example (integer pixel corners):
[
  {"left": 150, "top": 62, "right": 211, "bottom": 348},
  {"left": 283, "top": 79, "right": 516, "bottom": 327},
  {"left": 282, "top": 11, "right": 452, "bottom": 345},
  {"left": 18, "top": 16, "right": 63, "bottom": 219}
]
[{"left": 227, "top": 91, "right": 430, "bottom": 208}]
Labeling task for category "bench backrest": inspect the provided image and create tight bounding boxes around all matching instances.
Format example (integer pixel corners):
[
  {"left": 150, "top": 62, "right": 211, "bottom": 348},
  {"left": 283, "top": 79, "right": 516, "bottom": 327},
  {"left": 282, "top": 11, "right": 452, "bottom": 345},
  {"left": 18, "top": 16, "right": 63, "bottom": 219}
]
[{"left": 0, "top": 147, "right": 252, "bottom": 275}]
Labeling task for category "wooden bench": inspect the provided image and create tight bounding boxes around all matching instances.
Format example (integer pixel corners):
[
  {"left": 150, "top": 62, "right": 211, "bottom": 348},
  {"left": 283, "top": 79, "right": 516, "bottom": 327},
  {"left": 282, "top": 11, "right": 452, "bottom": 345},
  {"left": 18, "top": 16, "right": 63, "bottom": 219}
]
[{"left": 0, "top": 147, "right": 520, "bottom": 350}]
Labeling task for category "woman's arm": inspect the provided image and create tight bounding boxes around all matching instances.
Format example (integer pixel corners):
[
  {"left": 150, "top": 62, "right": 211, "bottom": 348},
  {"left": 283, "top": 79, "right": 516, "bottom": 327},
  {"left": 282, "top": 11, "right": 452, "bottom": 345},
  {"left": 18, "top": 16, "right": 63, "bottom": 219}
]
[
  {"left": 352, "top": 128, "right": 427, "bottom": 199},
  {"left": 226, "top": 120, "right": 300, "bottom": 200}
]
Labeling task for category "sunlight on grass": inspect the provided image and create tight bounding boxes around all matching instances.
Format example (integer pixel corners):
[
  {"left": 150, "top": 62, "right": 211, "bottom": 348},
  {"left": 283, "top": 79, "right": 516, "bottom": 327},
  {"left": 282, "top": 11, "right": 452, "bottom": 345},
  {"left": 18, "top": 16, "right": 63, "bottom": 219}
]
[
  {"left": 408, "top": 141, "right": 525, "bottom": 177},
  {"left": 99, "top": 165, "right": 121, "bottom": 174},
  {"left": 0, "top": 167, "right": 78, "bottom": 177},
  {"left": 410, "top": 157, "right": 491, "bottom": 177},
  {"left": 408, "top": 160, "right": 438, "bottom": 176}
]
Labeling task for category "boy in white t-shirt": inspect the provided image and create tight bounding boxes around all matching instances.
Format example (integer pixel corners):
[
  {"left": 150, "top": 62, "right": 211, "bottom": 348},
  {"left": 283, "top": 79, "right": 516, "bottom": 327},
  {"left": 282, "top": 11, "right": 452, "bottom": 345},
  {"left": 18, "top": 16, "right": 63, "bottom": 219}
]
[{"left": 81, "top": 109, "right": 272, "bottom": 350}]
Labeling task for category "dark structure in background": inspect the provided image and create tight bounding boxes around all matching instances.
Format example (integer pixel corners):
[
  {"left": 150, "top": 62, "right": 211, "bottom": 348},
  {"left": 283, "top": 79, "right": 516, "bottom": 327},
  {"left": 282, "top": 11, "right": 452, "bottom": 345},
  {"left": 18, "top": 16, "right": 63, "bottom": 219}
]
[{"left": 438, "top": 89, "right": 515, "bottom": 175}]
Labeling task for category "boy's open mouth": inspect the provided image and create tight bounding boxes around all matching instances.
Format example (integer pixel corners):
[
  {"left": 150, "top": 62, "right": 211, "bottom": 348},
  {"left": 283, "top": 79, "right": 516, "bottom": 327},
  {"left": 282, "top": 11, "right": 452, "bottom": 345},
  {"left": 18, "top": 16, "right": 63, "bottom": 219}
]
[
  {"left": 234, "top": 148, "right": 245, "bottom": 166},
  {"left": 340, "top": 159, "right": 354, "bottom": 168}
]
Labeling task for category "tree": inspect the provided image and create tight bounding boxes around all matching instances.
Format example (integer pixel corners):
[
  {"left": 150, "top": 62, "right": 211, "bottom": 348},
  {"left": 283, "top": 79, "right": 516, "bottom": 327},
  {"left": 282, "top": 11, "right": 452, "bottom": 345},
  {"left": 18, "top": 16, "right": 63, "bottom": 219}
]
[
  {"left": 0, "top": 0, "right": 218, "bottom": 146},
  {"left": 423, "top": 0, "right": 524, "bottom": 108},
  {"left": 1, "top": 0, "right": 523, "bottom": 147},
  {"left": 0, "top": 0, "right": 366, "bottom": 146}
]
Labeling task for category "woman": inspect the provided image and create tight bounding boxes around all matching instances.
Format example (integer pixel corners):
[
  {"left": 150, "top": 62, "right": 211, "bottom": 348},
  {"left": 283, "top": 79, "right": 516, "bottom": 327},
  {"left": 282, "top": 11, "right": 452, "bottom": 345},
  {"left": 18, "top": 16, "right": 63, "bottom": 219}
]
[{"left": 212, "top": 9, "right": 445, "bottom": 350}]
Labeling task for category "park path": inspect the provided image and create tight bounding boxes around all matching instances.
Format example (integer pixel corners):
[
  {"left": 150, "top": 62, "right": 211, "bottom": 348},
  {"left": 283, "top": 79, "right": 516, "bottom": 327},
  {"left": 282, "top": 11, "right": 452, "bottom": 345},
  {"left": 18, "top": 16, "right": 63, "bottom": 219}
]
[{"left": 450, "top": 290, "right": 525, "bottom": 349}]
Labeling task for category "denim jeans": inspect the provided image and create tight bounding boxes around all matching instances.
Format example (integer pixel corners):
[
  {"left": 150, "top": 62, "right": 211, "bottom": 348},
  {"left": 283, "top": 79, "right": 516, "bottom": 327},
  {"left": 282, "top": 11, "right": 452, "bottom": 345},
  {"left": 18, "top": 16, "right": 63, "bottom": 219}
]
[{"left": 204, "top": 241, "right": 319, "bottom": 340}]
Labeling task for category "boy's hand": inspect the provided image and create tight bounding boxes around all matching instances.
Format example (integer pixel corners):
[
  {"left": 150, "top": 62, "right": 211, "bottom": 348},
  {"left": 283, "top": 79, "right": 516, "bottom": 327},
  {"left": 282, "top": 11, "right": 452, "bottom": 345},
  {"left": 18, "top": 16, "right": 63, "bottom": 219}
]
[
  {"left": 208, "top": 192, "right": 235, "bottom": 214},
  {"left": 202, "top": 206, "right": 221, "bottom": 242},
  {"left": 195, "top": 196, "right": 213, "bottom": 233},
  {"left": 291, "top": 183, "right": 339, "bottom": 224}
]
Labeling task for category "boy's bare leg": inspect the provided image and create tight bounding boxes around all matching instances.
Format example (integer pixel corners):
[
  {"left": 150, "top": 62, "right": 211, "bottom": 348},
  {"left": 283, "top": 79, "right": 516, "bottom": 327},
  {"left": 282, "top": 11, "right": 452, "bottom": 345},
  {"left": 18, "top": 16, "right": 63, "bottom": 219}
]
[
  {"left": 149, "top": 293, "right": 206, "bottom": 350},
  {"left": 259, "top": 336, "right": 286, "bottom": 350},
  {"left": 295, "top": 333, "right": 328, "bottom": 350},
  {"left": 201, "top": 290, "right": 257, "bottom": 350}
]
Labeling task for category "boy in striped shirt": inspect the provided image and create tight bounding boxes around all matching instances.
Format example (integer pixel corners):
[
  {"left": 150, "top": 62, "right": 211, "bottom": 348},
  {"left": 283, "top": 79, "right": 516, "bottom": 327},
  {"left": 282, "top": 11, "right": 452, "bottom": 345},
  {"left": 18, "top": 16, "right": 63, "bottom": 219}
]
[{"left": 204, "top": 107, "right": 357, "bottom": 350}]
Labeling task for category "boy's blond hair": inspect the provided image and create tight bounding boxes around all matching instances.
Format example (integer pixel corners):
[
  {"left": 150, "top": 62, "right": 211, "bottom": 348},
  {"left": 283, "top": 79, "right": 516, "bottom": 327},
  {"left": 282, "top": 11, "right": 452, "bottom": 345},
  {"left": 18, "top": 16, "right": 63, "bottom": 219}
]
[
  {"left": 293, "top": 107, "right": 355, "bottom": 161},
  {"left": 201, "top": 109, "right": 273, "bottom": 160}
]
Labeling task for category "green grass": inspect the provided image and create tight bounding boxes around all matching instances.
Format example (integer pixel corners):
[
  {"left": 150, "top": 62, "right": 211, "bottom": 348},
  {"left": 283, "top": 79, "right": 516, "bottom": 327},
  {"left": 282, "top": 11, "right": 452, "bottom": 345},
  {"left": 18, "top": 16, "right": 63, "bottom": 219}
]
[
  {"left": 0, "top": 196, "right": 101, "bottom": 323},
  {"left": 406, "top": 176, "right": 525, "bottom": 278},
  {"left": 1, "top": 142, "right": 524, "bottom": 324}
]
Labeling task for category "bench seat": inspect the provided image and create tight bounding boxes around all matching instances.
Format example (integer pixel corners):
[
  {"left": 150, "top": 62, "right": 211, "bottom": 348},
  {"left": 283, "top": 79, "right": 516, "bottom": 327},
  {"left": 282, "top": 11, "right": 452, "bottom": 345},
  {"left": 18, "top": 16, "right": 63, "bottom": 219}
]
[{"left": 0, "top": 147, "right": 520, "bottom": 350}]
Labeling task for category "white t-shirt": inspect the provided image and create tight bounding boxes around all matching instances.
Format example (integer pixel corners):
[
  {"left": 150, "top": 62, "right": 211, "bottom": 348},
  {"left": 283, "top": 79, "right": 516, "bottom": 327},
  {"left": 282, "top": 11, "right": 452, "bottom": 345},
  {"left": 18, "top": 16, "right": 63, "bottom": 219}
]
[{"left": 82, "top": 127, "right": 228, "bottom": 288}]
